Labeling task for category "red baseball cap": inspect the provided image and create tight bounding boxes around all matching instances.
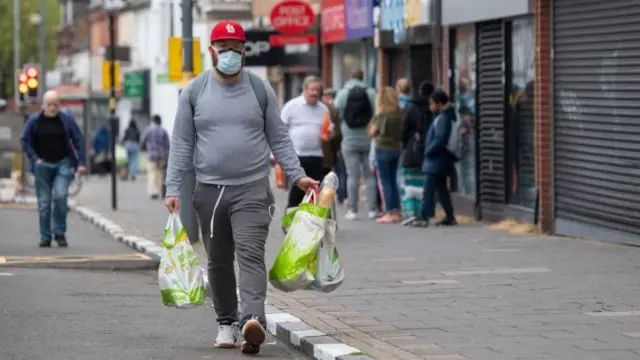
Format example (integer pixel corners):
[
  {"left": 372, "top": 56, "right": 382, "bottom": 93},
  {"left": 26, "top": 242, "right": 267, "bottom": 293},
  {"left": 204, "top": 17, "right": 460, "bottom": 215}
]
[{"left": 210, "top": 20, "right": 246, "bottom": 42}]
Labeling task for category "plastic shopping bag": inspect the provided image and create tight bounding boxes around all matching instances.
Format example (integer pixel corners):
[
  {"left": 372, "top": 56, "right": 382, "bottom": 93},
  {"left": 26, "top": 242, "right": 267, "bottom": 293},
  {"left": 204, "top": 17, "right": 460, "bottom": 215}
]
[
  {"left": 310, "top": 220, "right": 344, "bottom": 293},
  {"left": 115, "top": 144, "right": 128, "bottom": 167},
  {"left": 270, "top": 172, "right": 344, "bottom": 293},
  {"left": 158, "top": 213, "right": 206, "bottom": 308},
  {"left": 269, "top": 193, "right": 332, "bottom": 292}
]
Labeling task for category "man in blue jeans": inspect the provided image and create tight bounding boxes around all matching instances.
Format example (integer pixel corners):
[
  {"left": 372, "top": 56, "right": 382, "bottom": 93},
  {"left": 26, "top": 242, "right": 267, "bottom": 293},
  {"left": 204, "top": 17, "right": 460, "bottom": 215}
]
[{"left": 20, "top": 90, "right": 86, "bottom": 247}]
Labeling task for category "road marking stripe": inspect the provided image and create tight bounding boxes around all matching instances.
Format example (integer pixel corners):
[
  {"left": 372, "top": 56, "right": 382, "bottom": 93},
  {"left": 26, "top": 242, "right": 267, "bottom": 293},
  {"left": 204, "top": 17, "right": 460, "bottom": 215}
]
[
  {"left": 0, "top": 253, "right": 151, "bottom": 264},
  {"left": 622, "top": 332, "right": 640, "bottom": 338},
  {"left": 0, "top": 272, "right": 14, "bottom": 276},
  {"left": 401, "top": 279, "right": 460, "bottom": 285},
  {"left": 585, "top": 311, "right": 640, "bottom": 317},
  {"left": 483, "top": 248, "right": 523, "bottom": 252},
  {"left": 441, "top": 267, "right": 551, "bottom": 276}
]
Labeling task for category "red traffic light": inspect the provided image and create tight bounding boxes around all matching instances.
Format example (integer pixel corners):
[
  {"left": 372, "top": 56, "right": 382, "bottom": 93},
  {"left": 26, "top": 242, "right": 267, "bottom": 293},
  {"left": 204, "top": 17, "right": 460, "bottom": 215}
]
[
  {"left": 26, "top": 67, "right": 39, "bottom": 78},
  {"left": 18, "top": 72, "right": 27, "bottom": 82}
]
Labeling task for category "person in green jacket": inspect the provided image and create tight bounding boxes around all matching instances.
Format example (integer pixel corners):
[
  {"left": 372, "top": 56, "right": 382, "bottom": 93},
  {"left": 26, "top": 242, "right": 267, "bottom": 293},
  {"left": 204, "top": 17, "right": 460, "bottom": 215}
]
[{"left": 369, "top": 87, "right": 404, "bottom": 224}]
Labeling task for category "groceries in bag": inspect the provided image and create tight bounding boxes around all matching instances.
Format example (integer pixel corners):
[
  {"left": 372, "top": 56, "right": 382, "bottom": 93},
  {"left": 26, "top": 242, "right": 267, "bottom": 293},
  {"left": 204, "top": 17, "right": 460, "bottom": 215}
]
[
  {"left": 158, "top": 213, "right": 206, "bottom": 308},
  {"left": 269, "top": 172, "right": 344, "bottom": 293}
]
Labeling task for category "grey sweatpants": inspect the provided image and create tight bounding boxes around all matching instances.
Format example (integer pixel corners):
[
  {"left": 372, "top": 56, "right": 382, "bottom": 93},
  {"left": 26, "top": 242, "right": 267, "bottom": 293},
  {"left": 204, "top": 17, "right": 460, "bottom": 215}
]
[{"left": 192, "top": 177, "right": 274, "bottom": 326}]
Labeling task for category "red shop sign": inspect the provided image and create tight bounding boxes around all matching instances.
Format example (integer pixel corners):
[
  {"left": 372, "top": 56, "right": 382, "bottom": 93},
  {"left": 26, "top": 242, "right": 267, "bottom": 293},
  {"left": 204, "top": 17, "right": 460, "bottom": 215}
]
[
  {"left": 320, "top": 0, "right": 345, "bottom": 43},
  {"left": 270, "top": 0, "right": 315, "bottom": 34}
]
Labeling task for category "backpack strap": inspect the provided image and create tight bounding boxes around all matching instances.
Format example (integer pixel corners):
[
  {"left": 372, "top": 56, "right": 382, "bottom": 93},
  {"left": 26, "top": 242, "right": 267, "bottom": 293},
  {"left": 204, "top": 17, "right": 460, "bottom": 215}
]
[
  {"left": 246, "top": 70, "right": 268, "bottom": 120},
  {"left": 188, "top": 72, "right": 207, "bottom": 114},
  {"left": 188, "top": 70, "right": 268, "bottom": 121}
]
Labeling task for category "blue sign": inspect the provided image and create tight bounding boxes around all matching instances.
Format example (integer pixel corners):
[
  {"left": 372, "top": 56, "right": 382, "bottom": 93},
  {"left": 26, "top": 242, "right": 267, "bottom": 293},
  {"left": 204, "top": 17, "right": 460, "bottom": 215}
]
[{"left": 380, "top": 0, "right": 405, "bottom": 31}]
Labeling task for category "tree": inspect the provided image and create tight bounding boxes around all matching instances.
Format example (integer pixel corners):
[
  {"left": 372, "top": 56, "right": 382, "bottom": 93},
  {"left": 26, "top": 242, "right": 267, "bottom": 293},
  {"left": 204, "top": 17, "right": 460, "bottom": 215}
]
[{"left": 0, "top": 0, "right": 60, "bottom": 99}]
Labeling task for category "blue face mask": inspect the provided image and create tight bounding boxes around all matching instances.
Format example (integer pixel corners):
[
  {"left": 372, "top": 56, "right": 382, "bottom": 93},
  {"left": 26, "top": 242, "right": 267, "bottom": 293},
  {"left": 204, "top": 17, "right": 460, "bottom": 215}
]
[{"left": 215, "top": 49, "right": 243, "bottom": 75}]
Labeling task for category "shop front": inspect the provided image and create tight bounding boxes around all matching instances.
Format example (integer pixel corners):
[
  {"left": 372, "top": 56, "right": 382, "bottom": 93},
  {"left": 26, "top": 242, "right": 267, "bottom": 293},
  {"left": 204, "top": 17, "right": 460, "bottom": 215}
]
[
  {"left": 550, "top": 0, "right": 640, "bottom": 245},
  {"left": 377, "top": 0, "right": 438, "bottom": 91},
  {"left": 320, "top": 0, "right": 375, "bottom": 89},
  {"left": 443, "top": 0, "right": 535, "bottom": 221}
]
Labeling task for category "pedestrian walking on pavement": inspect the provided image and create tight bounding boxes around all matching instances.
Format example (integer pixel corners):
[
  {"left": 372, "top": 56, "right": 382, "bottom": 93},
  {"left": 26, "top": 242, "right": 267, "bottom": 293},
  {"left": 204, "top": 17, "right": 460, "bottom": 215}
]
[
  {"left": 321, "top": 88, "right": 347, "bottom": 204},
  {"left": 141, "top": 115, "right": 170, "bottom": 199},
  {"left": 121, "top": 119, "right": 141, "bottom": 181},
  {"left": 412, "top": 89, "right": 458, "bottom": 227},
  {"left": 163, "top": 20, "right": 318, "bottom": 355},
  {"left": 20, "top": 90, "right": 87, "bottom": 247},
  {"left": 334, "top": 69, "right": 379, "bottom": 220},
  {"left": 281, "top": 75, "right": 330, "bottom": 209},
  {"left": 400, "top": 80, "right": 434, "bottom": 226},
  {"left": 369, "top": 87, "right": 404, "bottom": 224}
]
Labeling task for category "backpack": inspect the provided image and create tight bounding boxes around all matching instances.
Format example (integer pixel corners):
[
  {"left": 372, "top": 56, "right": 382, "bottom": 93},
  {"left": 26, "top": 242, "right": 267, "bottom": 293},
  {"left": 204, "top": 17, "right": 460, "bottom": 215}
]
[
  {"left": 343, "top": 86, "right": 372, "bottom": 128},
  {"left": 436, "top": 111, "right": 463, "bottom": 161},
  {"left": 188, "top": 69, "right": 268, "bottom": 121},
  {"left": 402, "top": 105, "right": 430, "bottom": 169}
]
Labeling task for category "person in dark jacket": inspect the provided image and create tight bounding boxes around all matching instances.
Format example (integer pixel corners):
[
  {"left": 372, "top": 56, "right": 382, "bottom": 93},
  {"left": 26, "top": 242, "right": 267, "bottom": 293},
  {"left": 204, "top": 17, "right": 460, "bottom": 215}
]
[
  {"left": 400, "top": 81, "right": 434, "bottom": 225},
  {"left": 121, "top": 120, "right": 141, "bottom": 181},
  {"left": 20, "top": 90, "right": 87, "bottom": 247},
  {"left": 411, "top": 89, "right": 457, "bottom": 227}
]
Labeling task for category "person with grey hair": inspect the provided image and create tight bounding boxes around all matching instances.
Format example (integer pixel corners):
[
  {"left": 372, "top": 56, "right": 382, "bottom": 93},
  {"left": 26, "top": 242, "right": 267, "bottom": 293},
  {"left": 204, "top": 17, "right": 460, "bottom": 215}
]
[
  {"left": 20, "top": 90, "right": 87, "bottom": 248},
  {"left": 281, "top": 75, "right": 331, "bottom": 209}
]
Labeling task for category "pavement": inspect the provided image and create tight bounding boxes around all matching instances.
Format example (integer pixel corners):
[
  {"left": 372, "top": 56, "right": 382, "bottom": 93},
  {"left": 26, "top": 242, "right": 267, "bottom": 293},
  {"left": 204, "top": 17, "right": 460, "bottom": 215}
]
[
  {"left": 72, "top": 175, "right": 640, "bottom": 360},
  {"left": 0, "top": 206, "right": 306, "bottom": 359}
]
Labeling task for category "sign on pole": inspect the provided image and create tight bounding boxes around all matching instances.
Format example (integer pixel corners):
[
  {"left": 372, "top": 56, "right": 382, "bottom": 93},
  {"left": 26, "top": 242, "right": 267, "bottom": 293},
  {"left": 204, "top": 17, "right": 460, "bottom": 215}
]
[
  {"left": 123, "top": 71, "right": 144, "bottom": 98},
  {"left": 168, "top": 37, "right": 183, "bottom": 82},
  {"left": 101, "top": 60, "right": 121, "bottom": 91}
]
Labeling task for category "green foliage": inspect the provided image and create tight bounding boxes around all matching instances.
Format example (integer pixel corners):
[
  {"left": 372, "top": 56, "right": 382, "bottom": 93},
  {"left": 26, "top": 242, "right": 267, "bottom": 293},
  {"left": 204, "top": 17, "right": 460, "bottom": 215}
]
[{"left": 0, "top": 0, "right": 61, "bottom": 97}]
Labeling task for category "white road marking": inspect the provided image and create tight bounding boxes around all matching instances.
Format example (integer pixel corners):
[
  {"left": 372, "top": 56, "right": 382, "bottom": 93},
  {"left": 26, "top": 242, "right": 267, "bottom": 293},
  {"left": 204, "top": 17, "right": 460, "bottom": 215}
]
[
  {"left": 401, "top": 279, "right": 460, "bottom": 285},
  {"left": 441, "top": 267, "right": 551, "bottom": 276},
  {"left": 483, "top": 248, "right": 523, "bottom": 252},
  {"left": 622, "top": 332, "right": 640, "bottom": 338},
  {"left": 585, "top": 311, "right": 640, "bottom": 317},
  {"left": 0, "top": 272, "right": 14, "bottom": 276}
]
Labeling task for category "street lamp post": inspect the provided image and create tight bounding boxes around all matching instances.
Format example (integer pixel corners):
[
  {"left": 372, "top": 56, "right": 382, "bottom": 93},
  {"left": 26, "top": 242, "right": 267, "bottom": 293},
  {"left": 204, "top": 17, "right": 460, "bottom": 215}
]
[{"left": 105, "top": 0, "right": 125, "bottom": 211}]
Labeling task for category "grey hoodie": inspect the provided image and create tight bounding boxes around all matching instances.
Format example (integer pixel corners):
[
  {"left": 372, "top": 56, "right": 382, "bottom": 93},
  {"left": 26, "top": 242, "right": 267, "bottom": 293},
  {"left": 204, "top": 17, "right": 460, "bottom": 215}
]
[{"left": 165, "top": 71, "right": 305, "bottom": 197}]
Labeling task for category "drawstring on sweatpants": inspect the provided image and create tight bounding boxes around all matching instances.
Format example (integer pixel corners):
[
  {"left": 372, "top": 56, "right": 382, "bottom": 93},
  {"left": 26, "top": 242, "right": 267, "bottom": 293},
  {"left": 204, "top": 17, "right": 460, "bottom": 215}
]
[{"left": 209, "top": 185, "right": 226, "bottom": 238}]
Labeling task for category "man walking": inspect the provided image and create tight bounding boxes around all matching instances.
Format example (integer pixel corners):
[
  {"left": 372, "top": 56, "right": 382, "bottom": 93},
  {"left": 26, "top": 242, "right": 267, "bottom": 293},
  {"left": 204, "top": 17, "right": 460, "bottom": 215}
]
[
  {"left": 281, "top": 75, "right": 329, "bottom": 209},
  {"left": 20, "top": 90, "right": 86, "bottom": 247},
  {"left": 140, "top": 115, "right": 170, "bottom": 199},
  {"left": 334, "top": 69, "right": 379, "bottom": 220},
  {"left": 164, "top": 20, "right": 318, "bottom": 355}
]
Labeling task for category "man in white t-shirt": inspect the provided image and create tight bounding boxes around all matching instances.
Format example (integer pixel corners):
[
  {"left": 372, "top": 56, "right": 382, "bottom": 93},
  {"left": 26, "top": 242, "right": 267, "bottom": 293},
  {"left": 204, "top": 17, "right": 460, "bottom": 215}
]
[{"left": 280, "top": 75, "right": 330, "bottom": 208}]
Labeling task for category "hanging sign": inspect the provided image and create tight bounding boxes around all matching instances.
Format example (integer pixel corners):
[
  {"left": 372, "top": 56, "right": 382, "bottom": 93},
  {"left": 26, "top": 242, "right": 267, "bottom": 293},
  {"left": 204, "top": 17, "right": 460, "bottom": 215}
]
[{"left": 270, "top": 0, "right": 315, "bottom": 34}]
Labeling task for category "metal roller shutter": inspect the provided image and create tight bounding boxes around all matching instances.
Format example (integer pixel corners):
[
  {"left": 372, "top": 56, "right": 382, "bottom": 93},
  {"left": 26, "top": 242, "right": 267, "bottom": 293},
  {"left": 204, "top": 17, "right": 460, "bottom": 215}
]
[
  {"left": 477, "top": 21, "right": 506, "bottom": 217},
  {"left": 553, "top": 0, "right": 640, "bottom": 238}
]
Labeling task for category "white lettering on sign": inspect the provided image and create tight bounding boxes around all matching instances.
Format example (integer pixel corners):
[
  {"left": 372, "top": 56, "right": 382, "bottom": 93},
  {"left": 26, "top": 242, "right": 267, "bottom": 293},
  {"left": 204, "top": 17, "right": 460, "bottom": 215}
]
[
  {"left": 272, "top": 6, "right": 313, "bottom": 28},
  {"left": 322, "top": 5, "right": 345, "bottom": 32},
  {"left": 244, "top": 41, "right": 271, "bottom": 57},
  {"left": 347, "top": 3, "right": 369, "bottom": 29}
]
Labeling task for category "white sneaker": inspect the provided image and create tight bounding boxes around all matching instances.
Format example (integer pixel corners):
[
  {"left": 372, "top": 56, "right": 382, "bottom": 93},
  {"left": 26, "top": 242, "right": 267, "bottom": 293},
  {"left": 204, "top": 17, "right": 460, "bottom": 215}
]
[
  {"left": 214, "top": 324, "right": 239, "bottom": 348},
  {"left": 241, "top": 318, "right": 266, "bottom": 355},
  {"left": 345, "top": 211, "right": 357, "bottom": 220},
  {"left": 368, "top": 211, "right": 380, "bottom": 219}
]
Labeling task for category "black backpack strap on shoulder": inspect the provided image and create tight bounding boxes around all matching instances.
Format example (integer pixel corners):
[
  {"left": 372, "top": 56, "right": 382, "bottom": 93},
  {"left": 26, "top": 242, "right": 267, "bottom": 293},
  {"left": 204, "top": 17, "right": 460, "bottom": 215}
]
[
  {"left": 188, "top": 72, "right": 207, "bottom": 114},
  {"left": 246, "top": 70, "right": 268, "bottom": 120}
]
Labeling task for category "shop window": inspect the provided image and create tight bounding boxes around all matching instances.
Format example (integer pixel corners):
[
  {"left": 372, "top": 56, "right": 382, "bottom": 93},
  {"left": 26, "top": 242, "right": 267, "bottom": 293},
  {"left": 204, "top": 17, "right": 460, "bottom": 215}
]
[
  {"left": 334, "top": 42, "right": 365, "bottom": 88},
  {"left": 507, "top": 17, "right": 535, "bottom": 208},
  {"left": 451, "top": 26, "right": 476, "bottom": 197}
]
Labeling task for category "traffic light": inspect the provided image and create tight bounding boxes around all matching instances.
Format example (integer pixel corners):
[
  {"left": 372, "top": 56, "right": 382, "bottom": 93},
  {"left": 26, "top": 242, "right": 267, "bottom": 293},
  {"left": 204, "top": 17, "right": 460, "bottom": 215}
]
[
  {"left": 24, "top": 65, "right": 40, "bottom": 99},
  {"left": 16, "top": 71, "right": 28, "bottom": 102}
]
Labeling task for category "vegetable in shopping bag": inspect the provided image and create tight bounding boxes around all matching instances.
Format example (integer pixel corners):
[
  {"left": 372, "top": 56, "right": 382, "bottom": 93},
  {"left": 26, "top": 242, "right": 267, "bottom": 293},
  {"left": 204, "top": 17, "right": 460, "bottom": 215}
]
[{"left": 158, "top": 213, "right": 206, "bottom": 308}]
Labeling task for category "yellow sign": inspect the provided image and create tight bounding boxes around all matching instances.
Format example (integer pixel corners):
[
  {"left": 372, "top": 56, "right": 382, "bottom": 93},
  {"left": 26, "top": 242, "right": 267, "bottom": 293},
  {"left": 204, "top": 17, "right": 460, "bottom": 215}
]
[
  {"left": 193, "top": 38, "right": 202, "bottom": 77},
  {"left": 405, "top": 0, "right": 421, "bottom": 28},
  {"left": 168, "top": 37, "right": 183, "bottom": 82},
  {"left": 169, "top": 37, "right": 204, "bottom": 82},
  {"left": 102, "top": 60, "right": 121, "bottom": 91}
]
